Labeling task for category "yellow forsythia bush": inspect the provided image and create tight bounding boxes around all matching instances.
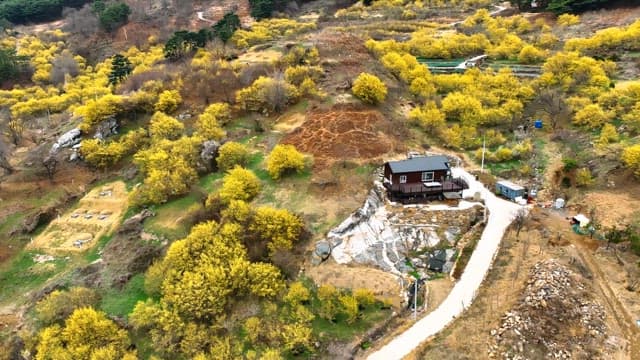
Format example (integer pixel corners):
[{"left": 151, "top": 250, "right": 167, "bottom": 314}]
[
  {"left": 352, "top": 72, "right": 387, "bottom": 105},
  {"left": 266, "top": 144, "right": 305, "bottom": 180}
]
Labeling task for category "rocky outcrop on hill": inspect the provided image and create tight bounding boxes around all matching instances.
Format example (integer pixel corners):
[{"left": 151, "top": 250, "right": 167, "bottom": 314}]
[
  {"left": 326, "top": 182, "right": 483, "bottom": 274},
  {"left": 50, "top": 128, "right": 81, "bottom": 154},
  {"left": 200, "top": 140, "right": 221, "bottom": 171},
  {"left": 489, "top": 259, "right": 607, "bottom": 359},
  {"left": 93, "top": 117, "right": 119, "bottom": 140},
  {"left": 75, "top": 209, "right": 162, "bottom": 289}
]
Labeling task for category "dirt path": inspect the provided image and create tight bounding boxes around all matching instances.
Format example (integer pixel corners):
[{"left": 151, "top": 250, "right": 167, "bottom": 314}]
[
  {"left": 569, "top": 235, "right": 640, "bottom": 358},
  {"left": 538, "top": 211, "right": 638, "bottom": 358}
]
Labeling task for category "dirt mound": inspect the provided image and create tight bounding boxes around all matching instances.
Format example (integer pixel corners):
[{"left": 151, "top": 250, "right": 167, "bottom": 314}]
[
  {"left": 282, "top": 105, "right": 395, "bottom": 168},
  {"left": 490, "top": 259, "right": 607, "bottom": 359}
]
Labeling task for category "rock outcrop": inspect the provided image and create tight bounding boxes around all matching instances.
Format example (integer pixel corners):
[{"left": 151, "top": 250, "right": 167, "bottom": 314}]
[
  {"left": 93, "top": 117, "right": 119, "bottom": 140},
  {"left": 200, "top": 140, "right": 222, "bottom": 171},
  {"left": 50, "top": 128, "right": 81, "bottom": 154},
  {"left": 326, "top": 182, "right": 483, "bottom": 274}
]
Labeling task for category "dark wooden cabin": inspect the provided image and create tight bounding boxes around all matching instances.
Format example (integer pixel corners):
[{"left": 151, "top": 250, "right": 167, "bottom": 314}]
[{"left": 383, "top": 155, "right": 468, "bottom": 203}]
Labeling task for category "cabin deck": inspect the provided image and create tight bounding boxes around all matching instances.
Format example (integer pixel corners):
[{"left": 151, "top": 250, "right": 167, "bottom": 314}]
[{"left": 384, "top": 177, "right": 468, "bottom": 203}]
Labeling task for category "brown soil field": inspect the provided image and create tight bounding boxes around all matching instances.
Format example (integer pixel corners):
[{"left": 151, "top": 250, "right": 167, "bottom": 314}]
[
  {"left": 312, "top": 28, "right": 375, "bottom": 91},
  {"left": 582, "top": 191, "right": 640, "bottom": 228},
  {"left": 282, "top": 105, "right": 395, "bottom": 169},
  {"left": 29, "top": 181, "right": 128, "bottom": 253}
]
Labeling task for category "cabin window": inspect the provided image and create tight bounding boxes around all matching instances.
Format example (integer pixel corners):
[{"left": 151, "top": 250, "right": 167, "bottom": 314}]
[
  {"left": 421, "top": 171, "right": 434, "bottom": 182},
  {"left": 399, "top": 175, "right": 407, "bottom": 183}
]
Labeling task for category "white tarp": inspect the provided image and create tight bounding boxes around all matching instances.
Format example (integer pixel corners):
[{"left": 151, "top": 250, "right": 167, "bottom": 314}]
[{"left": 573, "top": 214, "right": 590, "bottom": 227}]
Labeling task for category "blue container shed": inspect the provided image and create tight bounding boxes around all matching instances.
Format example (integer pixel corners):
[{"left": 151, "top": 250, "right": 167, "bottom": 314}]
[
  {"left": 534, "top": 119, "right": 543, "bottom": 129},
  {"left": 496, "top": 180, "right": 525, "bottom": 201}
]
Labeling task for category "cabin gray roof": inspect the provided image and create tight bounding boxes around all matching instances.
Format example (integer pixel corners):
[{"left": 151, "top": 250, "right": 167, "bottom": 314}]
[
  {"left": 496, "top": 180, "right": 524, "bottom": 191},
  {"left": 386, "top": 155, "right": 450, "bottom": 174}
]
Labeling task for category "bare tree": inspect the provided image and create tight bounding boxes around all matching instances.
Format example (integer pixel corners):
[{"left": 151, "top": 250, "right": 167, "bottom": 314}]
[
  {"left": 62, "top": 5, "right": 99, "bottom": 35},
  {"left": 51, "top": 50, "right": 79, "bottom": 85},
  {"left": 0, "top": 136, "right": 13, "bottom": 174},
  {"left": 239, "top": 63, "right": 273, "bottom": 86},
  {"left": 43, "top": 154, "right": 58, "bottom": 182},
  {"left": 6, "top": 118, "right": 23, "bottom": 146},
  {"left": 513, "top": 207, "right": 528, "bottom": 238},
  {"left": 525, "top": 88, "right": 570, "bottom": 130},
  {"left": 265, "top": 72, "right": 289, "bottom": 113}
]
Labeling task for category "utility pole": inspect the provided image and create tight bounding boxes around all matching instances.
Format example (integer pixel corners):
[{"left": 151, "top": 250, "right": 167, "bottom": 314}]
[
  {"left": 480, "top": 134, "right": 486, "bottom": 174},
  {"left": 414, "top": 279, "right": 418, "bottom": 320}
]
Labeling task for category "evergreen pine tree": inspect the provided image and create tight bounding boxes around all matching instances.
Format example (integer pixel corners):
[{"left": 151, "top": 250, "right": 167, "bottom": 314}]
[
  {"left": 213, "top": 12, "right": 241, "bottom": 44},
  {"left": 108, "top": 54, "right": 132, "bottom": 86}
]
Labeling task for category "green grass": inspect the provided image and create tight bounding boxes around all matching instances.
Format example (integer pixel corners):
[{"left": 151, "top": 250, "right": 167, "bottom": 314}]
[
  {"left": 143, "top": 194, "right": 202, "bottom": 240},
  {"left": 246, "top": 152, "right": 277, "bottom": 185},
  {"left": 85, "top": 234, "right": 114, "bottom": 262},
  {"left": 0, "top": 251, "right": 68, "bottom": 304},
  {"left": 27, "top": 188, "right": 66, "bottom": 207},
  {"left": 0, "top": 212, "right": 25, "bottom": 237},
  {"left": 485, "top": 159, "right": 522, "bottom": 175},
  {"left": 99, "top": 274, "right": 148, "bottom": 318},
  {"left": 311, "top": 306, "right": 390, "bottom": 342},
  {"left": 198, "top": 172, "right": 224, "bottom": 193},
  {"left": 355, "top": 163, "right": 376, "bottom": 176},
  {"left": 301, "top": 277, "right": 392, "bottom": 343}
]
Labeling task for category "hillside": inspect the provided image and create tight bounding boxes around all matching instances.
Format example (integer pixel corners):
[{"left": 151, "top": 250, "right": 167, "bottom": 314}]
[{"left": 0, "top": 0, "right": 640, "bottom": 359}]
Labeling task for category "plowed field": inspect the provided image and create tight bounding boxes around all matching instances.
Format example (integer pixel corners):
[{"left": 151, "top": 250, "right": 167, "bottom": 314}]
[{"left": 282, "top": 105, "right": 395, "bottom": 168}]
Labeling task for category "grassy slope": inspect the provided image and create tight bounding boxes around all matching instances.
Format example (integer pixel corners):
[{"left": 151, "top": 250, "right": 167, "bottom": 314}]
[{"left": 99, "top": 274, "right": 148, "bottom": 318}]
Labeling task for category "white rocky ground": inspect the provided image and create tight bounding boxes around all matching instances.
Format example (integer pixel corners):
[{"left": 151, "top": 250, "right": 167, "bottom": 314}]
[{"left": 327, "top": 182, "right": 483, "bottom": 275}]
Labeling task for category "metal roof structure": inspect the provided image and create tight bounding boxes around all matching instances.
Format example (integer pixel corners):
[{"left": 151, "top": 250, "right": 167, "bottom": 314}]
[
  {"left": 496, "top": 180, "right": 525, "bottom": 191},
  {"left": 387, "top": 155, "right": 449, "bottom": 174}
]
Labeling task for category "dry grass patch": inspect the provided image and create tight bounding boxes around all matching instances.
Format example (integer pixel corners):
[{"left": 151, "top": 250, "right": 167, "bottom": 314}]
[
  {"left": 29, "top": 181, "right": 128, "bottom": 253},
  {"left": 306, "top": 262, "right": 403, "bottom": 308},
  {"left": 273, "top": 112, "right": 306, "bottom": 133},
  {"left": 236, "top": 48, "right": 282, "bottom": 65}
]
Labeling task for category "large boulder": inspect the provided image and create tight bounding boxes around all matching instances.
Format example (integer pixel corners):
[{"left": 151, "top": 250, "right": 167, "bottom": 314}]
[
  {"left": 50, "top": 128, "right": 81, "bottom": 154},
  {"left": 200, "top": 140, "right": 221, "bottom": 171},
  {"left": 119, "top": 209, "right": 155, "bottom": 233},
  {"left": 20, "top": 207, "right": 57, "bottom": 234},
  {"left": 93, "top": 117, "right": 119, "bottom": 140}
]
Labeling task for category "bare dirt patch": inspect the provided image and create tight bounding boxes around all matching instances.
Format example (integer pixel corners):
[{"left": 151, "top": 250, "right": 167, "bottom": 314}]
[
  {"left": 424, "top": 278, "right": 454, "bottom": 313},
  {"left": 29, "top": 181, "right": 128, "bottom": 253},
  {"left": 273, "top": 112, "right": 307, "bottom": 133},
  {"left": 582, "top": 191, "right": 640, "bottom": 228},
  {"left": 305, "top": 261, "right": 403, "bottom": 307},
  {"left": 312, "top": 28, "right": 375, "bottom": 91},
  {"left": 199, "top": 0, "right": 252, "bottom": 27},
  {"left": 282, "top": 104, "right": 395, "bottom": 169}
]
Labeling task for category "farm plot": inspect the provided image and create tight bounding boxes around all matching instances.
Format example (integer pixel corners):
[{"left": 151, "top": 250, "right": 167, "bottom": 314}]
[
  {"left": 29, "top": 181, "right": 128, "bottom": 253},
  {"left": 282, "top": 105, "right": 395, "bottom": 169}
]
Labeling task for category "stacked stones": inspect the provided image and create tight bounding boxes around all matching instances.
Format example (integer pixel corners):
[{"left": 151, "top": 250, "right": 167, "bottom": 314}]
[{"left": 489, "top": 259, "right": 606, "bottom": 359}]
